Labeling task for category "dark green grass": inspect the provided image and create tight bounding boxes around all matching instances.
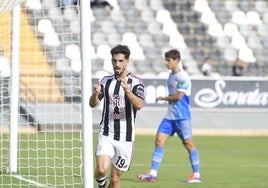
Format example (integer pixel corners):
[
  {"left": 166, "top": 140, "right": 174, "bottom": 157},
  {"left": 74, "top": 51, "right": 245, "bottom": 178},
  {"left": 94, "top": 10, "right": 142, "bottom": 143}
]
[{"left": 1, "top": 133, "right": 268, "bottom": 187}]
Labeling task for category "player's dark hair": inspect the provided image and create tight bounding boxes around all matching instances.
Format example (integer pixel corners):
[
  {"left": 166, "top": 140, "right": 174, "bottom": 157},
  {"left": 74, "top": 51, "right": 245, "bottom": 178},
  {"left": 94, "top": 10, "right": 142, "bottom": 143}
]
[
  {"left": 110, "top": 44, "right": 130, "bottom": 59},
  {"left": 165, "top": 49, "right": 181, "bottom": 61}
]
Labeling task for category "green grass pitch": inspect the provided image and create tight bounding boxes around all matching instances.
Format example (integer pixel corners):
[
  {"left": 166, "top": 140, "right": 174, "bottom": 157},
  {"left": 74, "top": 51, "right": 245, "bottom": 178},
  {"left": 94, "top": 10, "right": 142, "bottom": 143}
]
[{"left": 1, "top": 133, "right": 268, "bottom": 187}]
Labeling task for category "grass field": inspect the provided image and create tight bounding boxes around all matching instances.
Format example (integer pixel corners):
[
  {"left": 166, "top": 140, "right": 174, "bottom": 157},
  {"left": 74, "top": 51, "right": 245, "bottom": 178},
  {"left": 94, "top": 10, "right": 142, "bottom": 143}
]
[
  {"left": 120, "top": 135, "right": 268, "bottom": 188},
  {"left": 1, "top": 133, "right": 268, "bottom": 187}
]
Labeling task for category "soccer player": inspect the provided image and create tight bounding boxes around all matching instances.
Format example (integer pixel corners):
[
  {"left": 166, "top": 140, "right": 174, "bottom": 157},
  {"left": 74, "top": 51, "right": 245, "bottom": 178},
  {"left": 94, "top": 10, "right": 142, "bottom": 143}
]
[
  {"left": 137, "top": 49, "right": 201, "bottom": 183},
  {"left": 90, "top": 44, "right": 145, "bottom": 188}
]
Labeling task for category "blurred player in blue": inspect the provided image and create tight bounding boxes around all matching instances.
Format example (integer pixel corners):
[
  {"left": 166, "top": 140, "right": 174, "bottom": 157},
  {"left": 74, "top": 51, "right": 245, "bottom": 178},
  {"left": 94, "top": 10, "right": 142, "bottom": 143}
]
[{"left": 137, "top": 49, "right": 201, "bottom": 183}]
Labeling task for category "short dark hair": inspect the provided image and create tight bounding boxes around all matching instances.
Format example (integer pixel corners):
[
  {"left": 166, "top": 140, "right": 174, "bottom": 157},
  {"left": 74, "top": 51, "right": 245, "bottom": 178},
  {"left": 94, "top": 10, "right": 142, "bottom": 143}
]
[
  {"left": 110, "top": 44, "right": 130, "bottom": 59},
  {"left": 165, "top": 49, "right": 181, "bottom": 61}
]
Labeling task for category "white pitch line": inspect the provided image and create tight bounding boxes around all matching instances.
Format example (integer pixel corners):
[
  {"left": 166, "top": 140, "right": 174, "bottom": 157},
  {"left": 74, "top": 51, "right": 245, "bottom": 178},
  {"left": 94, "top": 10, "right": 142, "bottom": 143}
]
[{"left": 11, "top": 174, "right": 53, "bottom": 188}]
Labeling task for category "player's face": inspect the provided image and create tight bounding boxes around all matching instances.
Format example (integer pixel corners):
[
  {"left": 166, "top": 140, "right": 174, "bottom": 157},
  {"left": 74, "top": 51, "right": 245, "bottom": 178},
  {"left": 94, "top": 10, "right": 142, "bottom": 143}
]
[
  {"left": 165, "top": 58, "right": 177, "bottom": 70},
  {"left": 112, "top": 53, "right": 129, "bottom": 76}
]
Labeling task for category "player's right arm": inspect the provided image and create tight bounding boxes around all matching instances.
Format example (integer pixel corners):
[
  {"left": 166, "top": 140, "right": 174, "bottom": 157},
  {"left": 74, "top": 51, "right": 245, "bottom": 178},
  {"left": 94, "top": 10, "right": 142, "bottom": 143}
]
[{"left": 89, "top": 80, "right": 102, "bottom": 108}]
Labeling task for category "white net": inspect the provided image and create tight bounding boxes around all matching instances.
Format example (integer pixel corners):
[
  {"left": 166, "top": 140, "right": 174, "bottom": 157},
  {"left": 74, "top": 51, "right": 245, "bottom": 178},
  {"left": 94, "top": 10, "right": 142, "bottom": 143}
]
[{"left": 0, "top": 0, "right": 83, "bottom": 187}]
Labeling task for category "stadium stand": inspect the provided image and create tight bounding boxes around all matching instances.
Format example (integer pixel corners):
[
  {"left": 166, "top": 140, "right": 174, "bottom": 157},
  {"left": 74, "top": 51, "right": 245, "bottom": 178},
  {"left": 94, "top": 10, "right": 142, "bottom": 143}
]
[{"left": 20, "top": 0, "right": 268, "bottom": 102}]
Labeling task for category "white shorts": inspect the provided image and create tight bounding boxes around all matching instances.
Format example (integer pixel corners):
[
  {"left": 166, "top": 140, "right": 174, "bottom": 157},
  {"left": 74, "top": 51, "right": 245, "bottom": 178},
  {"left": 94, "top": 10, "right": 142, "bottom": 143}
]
[{"left": 96, "top": 135, "right": 135, "bottom": 172}]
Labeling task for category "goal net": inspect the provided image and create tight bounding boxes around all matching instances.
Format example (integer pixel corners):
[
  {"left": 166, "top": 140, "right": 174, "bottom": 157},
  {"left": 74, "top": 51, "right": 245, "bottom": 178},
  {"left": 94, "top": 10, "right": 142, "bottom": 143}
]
[{"left": 0, "top": 0, "right": 88, "bottom": 187}]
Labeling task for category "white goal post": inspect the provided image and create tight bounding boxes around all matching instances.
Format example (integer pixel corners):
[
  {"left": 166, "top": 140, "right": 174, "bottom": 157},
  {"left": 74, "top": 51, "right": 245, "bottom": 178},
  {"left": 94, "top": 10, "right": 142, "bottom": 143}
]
[{"left": 0, "top": 0, "right": 93, "bottom": 187}]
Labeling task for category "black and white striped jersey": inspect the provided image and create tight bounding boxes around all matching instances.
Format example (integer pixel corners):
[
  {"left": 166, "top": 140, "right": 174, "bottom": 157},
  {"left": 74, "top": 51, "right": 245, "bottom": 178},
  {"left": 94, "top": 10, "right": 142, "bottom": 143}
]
[{"left": 97, "top": 73, "right": 145, "bottom": 142}]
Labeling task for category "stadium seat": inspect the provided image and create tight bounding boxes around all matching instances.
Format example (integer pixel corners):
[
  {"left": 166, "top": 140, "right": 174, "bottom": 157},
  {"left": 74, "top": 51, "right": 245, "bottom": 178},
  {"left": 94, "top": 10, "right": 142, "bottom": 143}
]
[
  {"left": 246, "top": 11, "right": 262, "bottom": 25},
  {"left": 239, "top": 0, "right": 254, "bottom": 12},
  {"left": 262, "top": 11, "right": 268, "bottom": 24},
  {"left": 238, "top": 47, "right": 256, "bottom": 63},
  {"left": 247, "top": 63, "right": 261, "bottom": 76},
  {"left": 216, "top": 36, "right": 231, "bottom": 49},
  {"left": 257, "top": 24, "right": 268, "bottom": 37},
  {"left": 224, "top": 0, "right": 238, "bottom": 12},
  {"left": 138, "top": 33, "right": 154, "bottom": 48},
  {"left": 224, "top": 48, "right": 238, "bottom": 62},
  {"left": 150, "top": 0, "right": 164, "bottom": 11},
  {"left": 247, "top": 35, "right": 262, "bottom": 50},
  {"left": 254, "top": 49, "right": 267, "bottom": 63},
  {"left": 216, "top": 62, "right": 230, "bottom": 76},
  {"left": 134, "top": 0, "right": 148, "bottom": 10},
  {"left": 255, "top": 0, "right": 267, "bottom": 13},
  {"left": 232, "top": 10, "right": 247, "bottom": 25},
  {"left": 140, "top": 8, "right": 155, "bottom": 22},
  {"left": 239, "top": 25, "right": 254, "bottom": 37}
]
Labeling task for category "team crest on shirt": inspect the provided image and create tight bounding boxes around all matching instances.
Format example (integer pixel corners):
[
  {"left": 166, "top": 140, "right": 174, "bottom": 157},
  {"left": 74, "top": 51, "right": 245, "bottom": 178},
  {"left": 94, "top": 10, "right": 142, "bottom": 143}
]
[{"left": 110, "top": 94, "right": 125, "bottom": 120}]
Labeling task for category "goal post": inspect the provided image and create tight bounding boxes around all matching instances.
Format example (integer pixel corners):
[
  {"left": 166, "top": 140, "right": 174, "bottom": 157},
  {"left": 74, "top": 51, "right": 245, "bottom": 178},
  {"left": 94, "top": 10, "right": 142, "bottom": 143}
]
[{"left": 0, "top": 0, "right": 94, "bottom": 187}]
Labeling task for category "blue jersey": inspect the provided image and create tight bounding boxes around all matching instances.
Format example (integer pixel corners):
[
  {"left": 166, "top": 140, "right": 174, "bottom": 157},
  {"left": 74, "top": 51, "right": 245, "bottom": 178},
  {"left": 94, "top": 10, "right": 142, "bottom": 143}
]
[{"left": 165, "top": 69, "right": 191, "bottom": 120}]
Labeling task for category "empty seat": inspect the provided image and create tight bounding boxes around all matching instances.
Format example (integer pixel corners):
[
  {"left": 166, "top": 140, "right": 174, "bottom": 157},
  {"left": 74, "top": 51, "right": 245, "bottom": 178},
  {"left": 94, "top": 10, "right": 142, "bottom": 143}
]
[
  {"left": 247, "top": 63, "right": 261, "bottom": 76},
  {"left": 192, "top": 49, "right": 205, "bottom": 62},
  {"left": 133, "top": 21, "right": 147, "bottom": 34},
  {"left": 239, "top": 25, "right": 254, "bottom": 37},
  {"left": 257, "top": 24, "right": 268, "bottom": 37},
  {"left": 232, "top": 10, "right": 247, "bottom": 25},
  {"left": 247, "top": 35, "right": 262, "bottom": 49},
  {"left": 63, "top": 7, "right": 78, "bottom": 21},
  {"left": 38, "top": 19, "right": 54, "bottom": 34},
  {"left": 216, "top": 62, "right": 230, "bottom": 76},
  {"left": 150, "top": 0, "right": 164, "bottom": 11},
  {"left": 239, "top": 0, "right": 253, "bottom": 12},
  {"left": 96, "top": 44, "right": 111, "bottom": 59},
  {"left": 202, "top": 35, "right": 214, "bottom": 49},
  {"left": 231, "top": 34, "right": 246, "bottom": 49},
  {"left": 141, "top": 8, "right": 155, "bottom": 22},
  {"left": 216, "top": 36, "right": 231, "bottom": 49},
  {"left": 156, "top": 9, "right": 172, "bottom": 24},
  {"left": 208, "top": 22, "right": 224, "bottom": 37},
  {"left": 216, "top": 10, "right": 230, "bottom": 24},
  {"left": 55, "top": 58, "right": 71, "bottom": 72},
  {"left": 262, "top": 36, "right": 268, "bottom": 48},
  {"left": 224, "top": 0, "right": 238, "bottom": 12},
  {"left": 210, "top": 49, "right": 222, "bottom": 62},
  {"left": 210, "top": 0, "right": 223, "bottom": 12},
  {"left": 65, "top": 44, "right": 80, "bottom": 59},
  {"left": 263, "top": 11, "right": 268, "bottom": 24},
  {"left": 223, "top": 23, "right": 239, "bottom": 37},
  {"left": 224, "top": 48, "right": 237, "bottom": 62},
  {"left": 178, "top": 23, "right": 191, "bottom": 35},
  {"left": 254, "top": 49, "right": 267, "bottom": 63},
  {"left": 154, "top": 34, "right": 169, "bottom": 47},
  {"left": 107, "top": 33, "right": 121, "bottom": 47},
  {"left": 135, "top": 59, "right": 152, "bottom": 74},
  {"left": 152, "top": 59, "right": 166, "bottom": 74},
  {"left": 255, "top": 0, "right": 267, "bottom": 13},
  {"left": 147, "top": 21, "right": 162, "bottom": 35},
  {"left": 101, "top": 20, "right": 116, "bottom": 33},
  {"left": 185, "top": 36, "right": 198, "bottom": 48},
  {"left": 194, "top": 22, "right": 207, "bottom": 36},
  {"left": 138, "top": 33, "right": 154, "bottom": 48},
  {"left": 238, "top": 47, "right": 256, "bottom": 63},
  {"left": 134, "top": 0, "right": 148, "bottom": 10},
  {"left": 26, "top": 0, "right": 42, "bottom": 9},
  {"left": 246, "top": 11, "right": 262, "bottom": 25},
  {"left": 92, "top": 32, "right": 106, "bottom": 46}
]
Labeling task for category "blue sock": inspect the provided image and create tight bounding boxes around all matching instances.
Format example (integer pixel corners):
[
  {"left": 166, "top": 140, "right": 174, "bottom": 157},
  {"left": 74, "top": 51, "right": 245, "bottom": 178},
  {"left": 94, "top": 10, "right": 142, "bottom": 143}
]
[
  {"left": 189, "top": 149, "right": 200, "bottom": 173},
  {"left": 151, "top": 147, "right": 164, "bottom": 173}
]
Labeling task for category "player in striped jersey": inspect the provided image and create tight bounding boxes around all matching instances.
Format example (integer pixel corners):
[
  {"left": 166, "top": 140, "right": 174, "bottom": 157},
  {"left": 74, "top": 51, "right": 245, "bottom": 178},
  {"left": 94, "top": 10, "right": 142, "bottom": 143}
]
[
  {"left": 137, "top": 49, "right": 201, "bottom": 183},
  {"left": 90, "top": 45, "right": 145, "bottom": 188}
]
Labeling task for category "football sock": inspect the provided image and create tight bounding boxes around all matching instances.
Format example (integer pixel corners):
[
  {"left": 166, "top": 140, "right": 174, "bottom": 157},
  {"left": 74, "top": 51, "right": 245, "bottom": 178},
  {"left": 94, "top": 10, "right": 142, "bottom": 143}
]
[
  {"left": 150, "top": 146, "right": 164, "bottom": 177},
  {"left": 96, "top": 176, "right": 106, "bottom": 187},
  {"left": 189, "top": 149, "right": 200, "bottom": 176}
]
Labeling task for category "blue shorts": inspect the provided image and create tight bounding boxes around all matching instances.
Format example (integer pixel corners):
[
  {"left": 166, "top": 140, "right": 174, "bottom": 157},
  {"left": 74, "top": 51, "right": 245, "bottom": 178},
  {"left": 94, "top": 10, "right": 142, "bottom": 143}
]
[{"left": 157, "top": 118, "right": 192, "bottom": 140}]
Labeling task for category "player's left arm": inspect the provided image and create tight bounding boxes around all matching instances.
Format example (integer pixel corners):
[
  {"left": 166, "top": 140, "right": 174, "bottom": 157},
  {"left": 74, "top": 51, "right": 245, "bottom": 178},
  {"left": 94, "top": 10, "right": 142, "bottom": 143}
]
[
  {"left": 120, "top": 78, "right": 144, "bottom": 110},
  {"left": 156, "top": 91, "right": 184, "bottom": 102}
]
